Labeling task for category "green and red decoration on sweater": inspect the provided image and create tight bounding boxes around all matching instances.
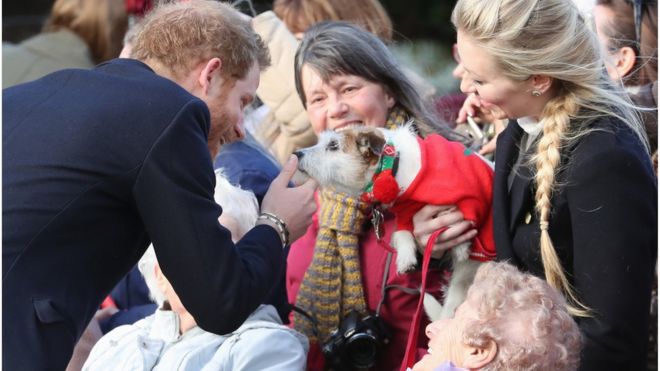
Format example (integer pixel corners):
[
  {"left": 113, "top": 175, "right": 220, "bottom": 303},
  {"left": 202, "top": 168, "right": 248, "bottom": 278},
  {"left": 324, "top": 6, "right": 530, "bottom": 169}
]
[{"left": 361, "top": 141, "right": 400, "bottom": 205}]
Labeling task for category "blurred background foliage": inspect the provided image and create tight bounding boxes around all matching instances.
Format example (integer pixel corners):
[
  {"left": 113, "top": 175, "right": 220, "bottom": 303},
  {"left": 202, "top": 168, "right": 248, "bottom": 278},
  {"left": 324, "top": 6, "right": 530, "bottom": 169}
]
[
  {"left": 380, "top": 0, "right": 460, "bottom": 95},
  {"left": 3, "top": 0, "right": 461, "bottom": 94}
]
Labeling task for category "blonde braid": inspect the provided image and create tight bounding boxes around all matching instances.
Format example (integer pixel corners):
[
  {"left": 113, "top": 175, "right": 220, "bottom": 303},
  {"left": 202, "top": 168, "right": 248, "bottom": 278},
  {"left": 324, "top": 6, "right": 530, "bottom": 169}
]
[{"left": 534, "top": 94, "right": 591, "bottom": 317}]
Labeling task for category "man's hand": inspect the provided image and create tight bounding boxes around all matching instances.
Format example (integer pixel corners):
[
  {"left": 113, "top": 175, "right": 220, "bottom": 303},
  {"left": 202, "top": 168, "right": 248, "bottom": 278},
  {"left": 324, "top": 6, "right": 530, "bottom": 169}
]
[
  {"left": 412, "top": 205, "right": 477, "bottom": 259},
  {"left": 261, "top": 155, "right": 318, "bottom": 243}
]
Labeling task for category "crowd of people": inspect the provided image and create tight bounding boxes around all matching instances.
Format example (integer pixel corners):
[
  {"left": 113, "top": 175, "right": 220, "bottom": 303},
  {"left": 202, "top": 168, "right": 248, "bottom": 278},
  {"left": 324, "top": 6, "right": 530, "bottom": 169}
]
[{"left": 2, "top": 0, "right": 657, "bottom": 370}]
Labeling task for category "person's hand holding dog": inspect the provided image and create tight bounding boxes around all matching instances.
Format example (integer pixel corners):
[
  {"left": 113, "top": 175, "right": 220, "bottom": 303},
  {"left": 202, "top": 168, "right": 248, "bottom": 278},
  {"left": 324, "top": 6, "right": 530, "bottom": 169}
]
[
  {"left": 260, "top": 155, "right": 318, "bottom": 243},
  {"left": 412, "top": 205, "right": 477, "bottom": 259}
]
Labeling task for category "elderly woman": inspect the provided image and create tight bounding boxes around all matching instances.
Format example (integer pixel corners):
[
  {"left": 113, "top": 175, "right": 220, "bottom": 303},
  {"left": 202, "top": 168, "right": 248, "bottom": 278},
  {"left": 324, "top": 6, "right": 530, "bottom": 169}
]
[
  {"left": 412, "top": 261, "right": 582, "bottom": 371},
  {"left": 83, "top": 171, "right": 308, "bottom": 371},
  {"left": 287, "top": 21, "right": 476, "bottom": 370}
]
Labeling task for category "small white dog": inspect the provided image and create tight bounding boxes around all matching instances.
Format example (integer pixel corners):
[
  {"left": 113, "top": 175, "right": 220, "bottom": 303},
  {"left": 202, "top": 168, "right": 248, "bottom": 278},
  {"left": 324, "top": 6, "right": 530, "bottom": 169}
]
[{"left": 295, "top": 124, "right": 495, "bottom": 320}]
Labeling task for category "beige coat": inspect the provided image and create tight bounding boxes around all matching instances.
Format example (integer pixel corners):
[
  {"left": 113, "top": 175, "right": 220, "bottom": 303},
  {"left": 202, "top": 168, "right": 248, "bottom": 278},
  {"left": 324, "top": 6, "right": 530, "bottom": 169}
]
[
  {"left": 3, "top": 30, "right": 95, "bottom": 88},
  {"left": 253, "top": 12, "right": 317, "bottom": 164}
]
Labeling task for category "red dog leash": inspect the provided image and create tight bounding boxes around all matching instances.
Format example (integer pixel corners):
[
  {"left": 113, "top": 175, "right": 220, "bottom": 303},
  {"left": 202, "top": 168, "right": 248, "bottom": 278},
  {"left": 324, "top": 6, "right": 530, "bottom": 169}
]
[{"left": 400, "top": 227, "right": 447, "bottom": 371}]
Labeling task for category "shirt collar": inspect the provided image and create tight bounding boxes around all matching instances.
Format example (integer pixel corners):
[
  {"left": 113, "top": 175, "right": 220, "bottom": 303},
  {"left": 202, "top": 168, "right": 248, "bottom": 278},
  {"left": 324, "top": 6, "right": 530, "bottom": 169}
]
[
  {"left": 149, "top": 309, "right": 182, "bottom": 342},
  {"left": 516, "top": 116, "right": 543, "bottom": 136}
]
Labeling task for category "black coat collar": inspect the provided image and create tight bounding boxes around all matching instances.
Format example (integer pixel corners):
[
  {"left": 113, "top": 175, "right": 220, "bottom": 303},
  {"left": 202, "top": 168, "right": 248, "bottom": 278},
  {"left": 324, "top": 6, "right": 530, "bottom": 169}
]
[{"left": 493, "top": 120, "right": 536, "bottom": 264}]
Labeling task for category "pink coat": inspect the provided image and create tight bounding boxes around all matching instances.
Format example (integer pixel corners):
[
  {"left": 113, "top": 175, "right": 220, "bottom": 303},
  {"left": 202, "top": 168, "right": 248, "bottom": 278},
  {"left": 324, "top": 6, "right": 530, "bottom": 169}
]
[{"left": 287, "top": 202, "right": 448, "bottom": 370}]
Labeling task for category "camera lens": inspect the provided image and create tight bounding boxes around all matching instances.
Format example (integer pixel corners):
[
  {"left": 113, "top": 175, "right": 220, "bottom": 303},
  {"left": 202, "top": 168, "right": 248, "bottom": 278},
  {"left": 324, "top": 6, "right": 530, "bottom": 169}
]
[{"left": 345, "top": 332, "right": 378, "bottom": 368}]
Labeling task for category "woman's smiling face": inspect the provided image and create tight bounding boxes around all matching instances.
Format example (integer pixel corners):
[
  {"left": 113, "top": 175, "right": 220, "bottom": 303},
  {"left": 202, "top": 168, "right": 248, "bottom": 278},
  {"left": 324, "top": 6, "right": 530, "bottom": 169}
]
[
  {"left": 456, "top": 30, "right": 541, "bottom": 120},
  {"left": 301, "top": 64, "right": 395, "bottom": 134}
]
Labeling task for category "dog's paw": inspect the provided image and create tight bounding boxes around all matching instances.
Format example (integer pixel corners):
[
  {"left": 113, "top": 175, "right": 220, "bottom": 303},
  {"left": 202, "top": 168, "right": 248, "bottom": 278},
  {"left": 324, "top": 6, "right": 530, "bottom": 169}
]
[
  {"left": 423, "top": 293, "right": 444, "bottom": 322},
  {"left": 396, "top": 250, "right": 418, "bottom": 274},
  {"left": 451, "top": 242, "right": 472, "bottom": 261},
  {"left": 392, "top": 230, "right": 418, "bottom": 273}
]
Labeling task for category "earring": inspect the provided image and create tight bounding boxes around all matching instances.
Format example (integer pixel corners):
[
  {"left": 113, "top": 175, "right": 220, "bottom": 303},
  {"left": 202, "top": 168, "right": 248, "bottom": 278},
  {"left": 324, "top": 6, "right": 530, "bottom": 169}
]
[{"left": 532, "top": 90, "right": 542, "bottom": 97}]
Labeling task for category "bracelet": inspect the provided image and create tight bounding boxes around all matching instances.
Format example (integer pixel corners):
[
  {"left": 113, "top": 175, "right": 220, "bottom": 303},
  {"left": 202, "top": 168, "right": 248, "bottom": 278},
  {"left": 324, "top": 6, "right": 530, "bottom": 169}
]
[{"left": 257, "top": 212, "right": 290, "bottom": 248}]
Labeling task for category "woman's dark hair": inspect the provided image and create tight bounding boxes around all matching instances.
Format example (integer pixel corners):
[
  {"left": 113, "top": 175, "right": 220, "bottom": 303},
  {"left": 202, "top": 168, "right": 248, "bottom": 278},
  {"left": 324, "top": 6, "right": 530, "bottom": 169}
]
[{"left": 294, "top": 21, "right": 460, "bottom": 140}]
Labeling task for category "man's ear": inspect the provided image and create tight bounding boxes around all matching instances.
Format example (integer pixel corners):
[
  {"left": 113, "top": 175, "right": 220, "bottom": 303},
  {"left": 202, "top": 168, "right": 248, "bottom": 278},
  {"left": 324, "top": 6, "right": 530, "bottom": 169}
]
[
  {"left": 530, "top": 74, "right": 553, "bottom": 95},
  {"left": 197, "top": 57, "right": 223, "bottom": 95},
  {"left": 462, "top": 339, "right": 497, "bottom": 370},
  {"left": 613, "top": 46, "right": 637, "bottom": 79}
]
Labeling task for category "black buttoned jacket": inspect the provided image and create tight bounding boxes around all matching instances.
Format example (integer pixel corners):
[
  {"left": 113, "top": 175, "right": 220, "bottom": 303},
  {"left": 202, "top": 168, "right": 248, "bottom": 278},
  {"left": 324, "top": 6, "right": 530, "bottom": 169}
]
[{"left": 494, "top": 117, "right": 657, "bottom": 371}]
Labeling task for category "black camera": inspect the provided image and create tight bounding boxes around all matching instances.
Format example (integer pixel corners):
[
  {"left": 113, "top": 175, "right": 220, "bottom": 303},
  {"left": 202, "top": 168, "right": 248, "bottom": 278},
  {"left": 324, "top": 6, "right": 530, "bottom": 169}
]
[{"left": 322, "top": 310, "right": 391, "bottom": 370}]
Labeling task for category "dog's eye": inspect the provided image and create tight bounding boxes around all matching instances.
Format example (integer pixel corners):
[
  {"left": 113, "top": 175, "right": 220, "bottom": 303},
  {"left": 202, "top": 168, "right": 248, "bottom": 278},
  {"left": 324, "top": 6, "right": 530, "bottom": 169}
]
[{"left": 326, "top": 140, "right": 339, "bottom": 151}]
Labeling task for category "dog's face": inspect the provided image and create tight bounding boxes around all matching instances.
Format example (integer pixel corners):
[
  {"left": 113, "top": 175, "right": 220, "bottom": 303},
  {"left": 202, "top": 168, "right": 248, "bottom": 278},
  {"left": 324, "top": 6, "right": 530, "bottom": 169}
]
[{"left": 296, "top": 127, "right": 386, "bottom": 195}]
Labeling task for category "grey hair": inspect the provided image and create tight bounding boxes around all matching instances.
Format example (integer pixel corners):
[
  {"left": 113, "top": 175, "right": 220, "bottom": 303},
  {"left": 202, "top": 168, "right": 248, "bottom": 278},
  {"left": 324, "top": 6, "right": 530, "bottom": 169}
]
[
  {"left": 294, "top": 21, "right": 461, "bottom": 140},
  {"left": 464, "top": 261, "right": 582, "bottom": 371},
  {"left": 138, "top": 170, "right": 259, "bottom": 307},
  {"left": 137, "top": 245, "right": 165, "bottom": 307},
  {"left": 213, "top": 168, "right": 259, "bottom": 239}
]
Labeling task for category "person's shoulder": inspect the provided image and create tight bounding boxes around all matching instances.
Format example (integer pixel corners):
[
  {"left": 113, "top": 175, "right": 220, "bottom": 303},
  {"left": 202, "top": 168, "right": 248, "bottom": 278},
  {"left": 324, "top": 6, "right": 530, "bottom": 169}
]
[
  {"left": 95, "top": 59, "right": 189, "bottom": 96},
  {"left": 573, "top": 116, "right": 647, "bottom": 157},
  {"left": 95, "top": 59, "right": 206, "bottom": 117},
  {"left": 566, "top": 116, "right": 654, "bottom": 178},
  {"left": 2, "top": 43, "right": 37, "bottom": 88},
  {"left": 3, "top": 31, "right": 96, "bottom": 88},
  {"left": 226, "top": 319, "right": 308, "bottom": 361},
  {"left": 215, "top": 141, "right": 280, "bottom": 177},
  {"left": 83, "top": 319, "right": 152, "bottom": 368},
  {"left": 224, "top": 305, "right": 307, "bottom": 346}
]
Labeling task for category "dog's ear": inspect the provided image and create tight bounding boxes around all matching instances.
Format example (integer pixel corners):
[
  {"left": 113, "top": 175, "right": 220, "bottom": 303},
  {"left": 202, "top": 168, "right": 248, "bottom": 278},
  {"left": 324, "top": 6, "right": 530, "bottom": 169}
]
[{"left": 357, "top": 131, "right": 385, "bottom": 163}]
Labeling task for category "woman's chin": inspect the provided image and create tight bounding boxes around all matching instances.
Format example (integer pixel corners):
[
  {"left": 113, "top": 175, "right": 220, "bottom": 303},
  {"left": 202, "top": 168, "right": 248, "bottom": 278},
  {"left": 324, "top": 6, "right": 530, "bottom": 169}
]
[{"left": 412, "top": 353, "right": 441, "bottom": 371}]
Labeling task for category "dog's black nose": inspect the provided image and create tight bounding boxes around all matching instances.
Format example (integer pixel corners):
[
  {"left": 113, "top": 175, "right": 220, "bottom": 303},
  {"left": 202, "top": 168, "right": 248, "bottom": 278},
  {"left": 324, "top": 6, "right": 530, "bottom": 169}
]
[{"left": 293, "top": 150, "right": 304, "bottom": 159}]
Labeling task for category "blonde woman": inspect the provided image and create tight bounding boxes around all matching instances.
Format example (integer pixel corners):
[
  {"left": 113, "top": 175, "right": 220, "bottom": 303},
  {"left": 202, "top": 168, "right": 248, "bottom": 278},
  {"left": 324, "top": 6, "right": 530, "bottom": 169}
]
[{"left": 450, "top": 0, "right": 656, "bottom": 369}]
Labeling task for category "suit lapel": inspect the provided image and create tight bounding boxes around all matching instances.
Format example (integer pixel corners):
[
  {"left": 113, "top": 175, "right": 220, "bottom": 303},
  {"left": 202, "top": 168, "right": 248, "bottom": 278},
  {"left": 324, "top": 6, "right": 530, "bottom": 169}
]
[
  {"left": 508, "top": 160, "right": 535, "bottom": 231},
  {"left": 493, "top": 121, "right": 523, "bottom": 263}
]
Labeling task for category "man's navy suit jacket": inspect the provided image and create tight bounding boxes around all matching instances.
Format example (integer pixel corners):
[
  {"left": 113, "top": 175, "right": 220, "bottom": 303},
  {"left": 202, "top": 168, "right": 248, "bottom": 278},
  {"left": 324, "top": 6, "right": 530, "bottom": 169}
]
[{"left": 2, "top": 59, "right": 283, "bottom": 370}]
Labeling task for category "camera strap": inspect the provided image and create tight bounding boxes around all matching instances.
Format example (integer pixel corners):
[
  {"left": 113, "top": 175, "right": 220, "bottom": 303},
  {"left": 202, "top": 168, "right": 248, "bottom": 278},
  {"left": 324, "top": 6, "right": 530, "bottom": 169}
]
[
  {"left": 376, "top": 250, "right": 393, "bottom": 316},
  {"left": 399, "top": 227, "right": 447, "bottom": 371}
]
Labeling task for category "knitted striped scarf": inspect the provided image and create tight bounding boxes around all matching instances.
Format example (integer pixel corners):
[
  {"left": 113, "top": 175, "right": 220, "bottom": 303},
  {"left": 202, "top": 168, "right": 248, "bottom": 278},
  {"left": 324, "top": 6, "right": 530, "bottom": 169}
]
[{"left": 294, "top": 107, "right": 409, "bottom": 342}]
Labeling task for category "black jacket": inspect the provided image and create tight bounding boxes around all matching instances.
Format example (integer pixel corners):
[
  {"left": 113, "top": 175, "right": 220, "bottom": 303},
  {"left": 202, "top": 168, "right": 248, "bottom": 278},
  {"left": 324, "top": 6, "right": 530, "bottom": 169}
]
[
  {"left": 494, "top": 118, "right": 657, "bottom": 370},
  {"left": 2, "top": 59, "right": 282, "bottom": 370}
]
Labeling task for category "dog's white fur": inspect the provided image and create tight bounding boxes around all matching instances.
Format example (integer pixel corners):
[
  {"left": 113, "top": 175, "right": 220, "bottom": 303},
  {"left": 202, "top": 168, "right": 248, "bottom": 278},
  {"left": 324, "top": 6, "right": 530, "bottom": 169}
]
[{"left": 296, "top": 125, "right": 486, "bottom": 320}]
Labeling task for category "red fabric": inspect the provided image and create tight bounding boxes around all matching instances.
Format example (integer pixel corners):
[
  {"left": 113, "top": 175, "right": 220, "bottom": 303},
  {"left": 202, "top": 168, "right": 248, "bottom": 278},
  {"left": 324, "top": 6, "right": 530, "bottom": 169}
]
[
  {"left": 372, "top": 169, "right": 400, "bottom": 204},
  {"left": 386, "top": 134, "right": 496, "bottom": 262},
  {"left": 401, "top": 228, "right": 446, "bottom": 371},
  {"left": 125, "top": 0, "right": 153, "bottom": 16},
  {"left": 100, "top": 295, "right": 117, "bottom": 309},
  {"left": 287, "top": 195, "right": 448, "bottom": 371}
]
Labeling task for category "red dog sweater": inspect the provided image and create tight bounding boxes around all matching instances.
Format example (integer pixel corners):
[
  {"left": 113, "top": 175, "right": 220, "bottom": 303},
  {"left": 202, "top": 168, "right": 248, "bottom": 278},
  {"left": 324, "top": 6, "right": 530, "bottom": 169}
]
[{"left": 368, "top": 134, "right": 496, "bottom": 262}]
